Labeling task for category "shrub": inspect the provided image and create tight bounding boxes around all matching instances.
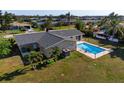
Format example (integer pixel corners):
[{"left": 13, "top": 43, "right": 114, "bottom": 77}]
[
  {"left": 0, "top": 37, "right": 12, "bottom": 58},
  {"left": 46, "top": 58, "right": 55, "bottom": 64},
  {"left": 23, "top": 51, "right": 43, "bottom": 70},
  {"left": 51, "top": 47, "right": 61, "bottom": 61}
]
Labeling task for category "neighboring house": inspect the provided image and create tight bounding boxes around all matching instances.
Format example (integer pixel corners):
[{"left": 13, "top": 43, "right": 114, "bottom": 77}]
[
  {"left": 10, "top": 22, "right": 31, "bottom": 31},
  {"left": 93, "top": 31, "right": 107, "bottom": 40},
  {"left": 94, "top": 30, "right": 119, "bottom": 42},
  {"left": 15, "top": 29, "right": 84, "bottom": 58}
]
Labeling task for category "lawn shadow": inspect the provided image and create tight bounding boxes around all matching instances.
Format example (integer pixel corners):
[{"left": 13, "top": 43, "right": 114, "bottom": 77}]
[
  {"left": 109, "top": 47, "right": 124, "bottom": 60},
  {"left": 94, "top": 38, "right": 124, "bottom": 60},
  {"left": 0, "top": 44, "right": 21, "bottom": 59},
  {"left": 0, "top": 69, "right": 26, "bottom": 81},
  {"left": 0, "top": 44, "right": 27, "bottom": 65},
  {"left": 94, "top": 38, "right": 118, "bottom": 48}
]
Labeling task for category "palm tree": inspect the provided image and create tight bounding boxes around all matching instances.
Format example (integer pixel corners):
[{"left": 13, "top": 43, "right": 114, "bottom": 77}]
[
  {"left": 114, "top": 25, "right": 124, "bottom": 40},
  {"left": 26, "top": 51, "right": 43, "bottom": 70},
  {"left": 97, "top": 17, "right": 108, "bottom": 29},
  {"left": 66, "top": 12, "right": 71, "bottom": 26},
  {"left": 1, "top": 11, "right": 14, "bottom": 31},
  {"left": 106, "top": 12, "right": 121, "bottom": 40},
  {"left": 84, "top": 22, "right": 94, "bottom": 37},
  {"left": 51, "top": 47, "right": 61, "bottom": 61},
  {"left": 0, "top": 10, "right": 2, "bottom": 28},
  {"left": 44, "top": 16, "right": 53, "bottom": 31},
  {"left": 99, "top": 12, "right": 121, "bottom": 39}
]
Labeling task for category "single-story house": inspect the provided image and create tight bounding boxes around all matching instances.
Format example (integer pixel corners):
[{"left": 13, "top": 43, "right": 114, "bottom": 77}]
[
  {"left": 93, "top": 31, "right": 119, "bottom": 42},
  {"left": 10, "top": 22, "right": 31, "bottom": 31},
  {"left": 93, "top": 31, "right": 108, "bottom": 40},
  {"left": 15, "top": 29, "right": 84, "bottom": 58}
]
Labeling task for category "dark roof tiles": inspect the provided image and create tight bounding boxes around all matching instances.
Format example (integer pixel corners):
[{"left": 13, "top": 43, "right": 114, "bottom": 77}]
[
  {"left": 49, "top": 29, "right": 83, "bottom": 37},
  {"left": 38, "top": 33, "right": 64, "bottom": 48},
  {"left": 15, "top": 29, "right": 83, "bottom": 48}
]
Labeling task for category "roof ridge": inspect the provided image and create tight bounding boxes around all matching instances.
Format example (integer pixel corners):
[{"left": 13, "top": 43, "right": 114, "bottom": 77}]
[
  {"left": 15, "top": 31, "right": 45, "bottom": 36},
  {"left": 37, "top": 32, "right": 64, "bottom": 49},
  {"left": 15, "top": 29, "right": 78, "bottom": 36},
  {"left": 48, "top": 32, "right": 65, "bottom": 39},
  {"left": 49, "top": 29, "right": 77, "bottom": 32}
]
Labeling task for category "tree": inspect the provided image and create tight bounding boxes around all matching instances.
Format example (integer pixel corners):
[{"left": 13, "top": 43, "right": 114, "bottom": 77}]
[
  {"left": 59, "top": 14, "right": 66, "bottom": 19},
  {"left": 0, "top": 37, "right": 12, "bottom": 58},
  {"left": 66, "top": 12, "right": 71, "bottom": 25},
  {"left": 0, "top": 10, "right": 2, "bottom": 28},
  {"left": 44, "top": 16, "right": 53, "bottom": 31},
  {"left": 85, "top": 22, "right": 94, "bottom": 37},
  {"left": 114, "top": 25, "right": 124, "bottom": 40},
  {"left": 107, "top": 12, "right": 120, "bottom": 36},
  {"left": 0, "top": 10, "right": 2, "bottom": 17},
  {"left": 56, "top": 21, "right": 64, "bottom": 27},
  {"left": 75, "top": 18, "right": 85, "bottom": 31},
  {"left": 24, "top": 51, "right": 43, "bottom": 70},
  {"left": 31, "top": 21, "right": 38, "bottom": 28},
  {"left": 99, "top": 12, "right": 120, "bottom": 38},
  {"left": 8, "top": 38, "right": 16, "bottom": 47},
  {"left": 1, "top": 11, "right": 14, "bottom": 31},
  {"left": 51, "top": 47, "right": 61, "bottom": 61}
]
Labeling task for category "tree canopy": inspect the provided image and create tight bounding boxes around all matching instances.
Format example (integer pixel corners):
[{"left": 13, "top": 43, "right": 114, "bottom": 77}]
[
  {"left": 99, "top": 12, "right": 124, "bottom": 40},
  {"left": 75, "top": 18, "right": 85, "bottom": 31},
  {"left": 0, "top": 37, "right": 12, "bottom": 58},
  {"left": 0, "top": 11, "right": 15, "bottom": 31}
]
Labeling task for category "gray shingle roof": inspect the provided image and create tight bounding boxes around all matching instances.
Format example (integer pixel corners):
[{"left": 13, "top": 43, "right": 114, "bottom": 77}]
[
  {"left": 15, "top": 32, "right": 46, "bottom": 46},
  {"left": 38, "top": 33, "right": 64, "bottom": 49},
  {"left": 15, "top": 29, "right": 83, "bottom": 48},
  {"left": 49, "top": 29, "right": 83, "bottom": 37}
]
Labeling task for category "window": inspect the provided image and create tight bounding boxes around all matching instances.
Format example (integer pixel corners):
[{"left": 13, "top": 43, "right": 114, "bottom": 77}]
[
  {"left": 21, "top": 46, "right": 32, "bottom": 53},
  {"left": 21, "top": 47, "right": 28, "bottom": 53},
  {"left": 33, "top": 44, "right": 37, "bottom": 49},
  {"left": 76, "top": 35, "right": 81, "bottom": 41},
  {"left": 21, "top": 43, "right": 39, "bottom": 53}
]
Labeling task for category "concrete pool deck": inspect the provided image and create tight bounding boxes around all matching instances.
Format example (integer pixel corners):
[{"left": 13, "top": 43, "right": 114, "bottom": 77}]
[{"left": 76, "top": 41, "right": 112, "bottom": 59}]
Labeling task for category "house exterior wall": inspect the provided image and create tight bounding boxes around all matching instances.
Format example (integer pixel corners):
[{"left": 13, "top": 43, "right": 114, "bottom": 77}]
[
  {"left": 16, "top": 31, "right": 83, "bottom": 58},
  {"left": 41, "top": 48, "right": 54, "bottom": 58},
  {"left": 56, "top": 40, "right": 76, "bottom": 51},
  {"left": 96, "top": 34, "right": 106, "bottom": 40},
  {"left": 68, "top": 35, "right": 83, "bottom": 41},
  {"left": 18, "top": 39, "right": 77, "bottom": 58},
  {"left": 18, "top": 43, "right": 39, "bottom": 57}
]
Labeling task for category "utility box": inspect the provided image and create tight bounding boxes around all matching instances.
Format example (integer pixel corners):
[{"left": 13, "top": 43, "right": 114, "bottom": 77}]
[{"left": 62, "top": 49, "right": 70, "bottom": 57}]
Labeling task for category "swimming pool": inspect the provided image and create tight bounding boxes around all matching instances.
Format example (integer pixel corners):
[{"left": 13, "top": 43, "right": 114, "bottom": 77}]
[{"left": 77, "top": 43, "right": 105, "bottom": 54}]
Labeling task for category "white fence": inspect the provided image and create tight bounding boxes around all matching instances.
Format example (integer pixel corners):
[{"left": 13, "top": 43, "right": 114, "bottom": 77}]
[
  {"left": 77, "top": 41, "right": 112, "bottom": 59},
  {"left": 96, "top": 35, "right": 106, "bottom": 40},
  {"left": 109, "top": 37, "right": 118, "bottom": 42},
  {"left": 95, "top": 34, "right": 119, "bottom": 43}
]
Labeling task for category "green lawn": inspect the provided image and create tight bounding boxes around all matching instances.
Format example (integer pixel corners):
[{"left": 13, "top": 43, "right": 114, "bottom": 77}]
[
  {"left": 0, "top": 30, "right": 25, "bottom": 36},
  {"left": 0, "top": 38, "right": 124, "bottom": 82},
  {"left": 33, "top": 25, "right": 76, "bottom": 32},
  {"left": 0, "top": 56, "right": 23, "bottom": 75},
  {"left": 0, "top": 25, "right": 75, "bottom": 36},
  {"left": 52, "top": 25, "right": 75, "bottom": 30},
  {"left": 33, "top": 28, "right": 42, "bottom": 32}
]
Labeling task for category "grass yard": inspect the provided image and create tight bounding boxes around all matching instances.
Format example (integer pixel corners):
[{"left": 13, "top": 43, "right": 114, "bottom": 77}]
[
  {"left": 33, "top": 25, "right": 75, "bottom": 32},
  {"left": 0, "top": 38, "right": 124, "bottom": 82},
  {"left": 52, "top": 25, "right": 75, "bottom": 30},
  {"left": 0, "top": 56, "right": 23, "bottom": 76},
  {"left": 33, "top": 28, "right": 42, "bottom": 32},
  {"left": 0, "top": 30, "right": 25, "bottom": 36}
]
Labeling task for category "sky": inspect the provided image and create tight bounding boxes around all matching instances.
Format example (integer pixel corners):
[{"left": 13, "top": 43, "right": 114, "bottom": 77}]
[{"left": 2, "top": 10, "right": 124, "bottom": 16}]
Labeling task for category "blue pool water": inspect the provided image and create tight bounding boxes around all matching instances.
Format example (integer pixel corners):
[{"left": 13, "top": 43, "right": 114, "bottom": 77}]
[{"left": 77, "top": 43, "right": 105, "bottom": 54}]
